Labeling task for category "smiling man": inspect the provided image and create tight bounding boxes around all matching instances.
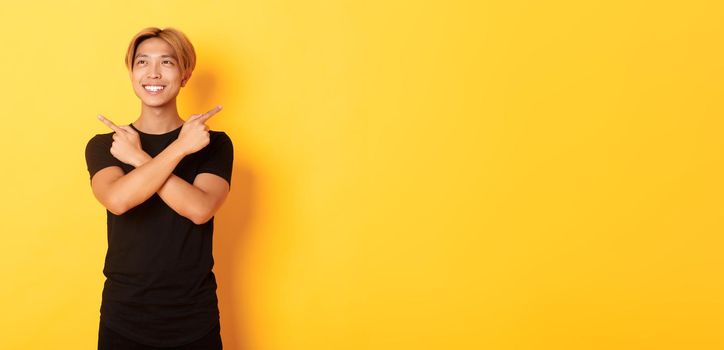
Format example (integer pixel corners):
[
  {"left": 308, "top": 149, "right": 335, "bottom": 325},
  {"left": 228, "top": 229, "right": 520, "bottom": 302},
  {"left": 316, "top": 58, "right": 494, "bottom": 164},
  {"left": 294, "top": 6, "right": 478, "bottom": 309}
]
[{"left": 85, "top": 27, "right": 232, "bottom": 349}]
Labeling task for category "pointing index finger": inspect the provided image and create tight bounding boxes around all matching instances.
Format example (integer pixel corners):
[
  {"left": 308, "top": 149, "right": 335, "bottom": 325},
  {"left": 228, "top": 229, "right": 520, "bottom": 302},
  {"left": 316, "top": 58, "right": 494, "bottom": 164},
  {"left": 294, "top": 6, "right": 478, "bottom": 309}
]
[
  {"left": 97, "top": 114, "right": 123, "bottom": 133},
  {"left": 197, "top": 105, "right": 223, "bottom": 123}
]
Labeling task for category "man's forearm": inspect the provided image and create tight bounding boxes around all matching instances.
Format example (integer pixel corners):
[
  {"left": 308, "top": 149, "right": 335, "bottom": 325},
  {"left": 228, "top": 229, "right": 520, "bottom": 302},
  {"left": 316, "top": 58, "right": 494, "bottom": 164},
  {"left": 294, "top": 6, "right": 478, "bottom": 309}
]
[
  {"left": 134, "top": 154, "right": 214, "bottom": 224},
  {"left": 107, "top": 141, "right": 187, "bottom": 214},
  {"left": 158, "top": 174, "right": 214, "bottom": 224}
]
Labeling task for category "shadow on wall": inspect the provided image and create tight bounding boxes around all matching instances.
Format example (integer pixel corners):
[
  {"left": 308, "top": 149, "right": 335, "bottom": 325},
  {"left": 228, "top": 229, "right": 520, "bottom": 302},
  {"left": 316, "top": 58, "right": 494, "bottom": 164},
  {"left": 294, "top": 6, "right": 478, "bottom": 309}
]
[
  {"left": 216, "top": 164, "right": 257, "bottom": 350},
  {"left": 184, "top": 68, "right": 220, "bottom": 113},
  {"left": 182, "top": 44, "right": 258, "bottom": 350}
]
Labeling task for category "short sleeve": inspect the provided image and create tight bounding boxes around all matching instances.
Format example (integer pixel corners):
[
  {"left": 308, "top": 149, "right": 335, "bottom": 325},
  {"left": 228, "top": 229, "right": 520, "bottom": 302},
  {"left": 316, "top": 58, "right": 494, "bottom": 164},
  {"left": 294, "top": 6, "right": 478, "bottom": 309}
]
[
  {"left": 85, "top": 134, "right": 122, "bottom": 182},
  {"left": 196, "top": 132, "right": 234, "bottom": 188}
]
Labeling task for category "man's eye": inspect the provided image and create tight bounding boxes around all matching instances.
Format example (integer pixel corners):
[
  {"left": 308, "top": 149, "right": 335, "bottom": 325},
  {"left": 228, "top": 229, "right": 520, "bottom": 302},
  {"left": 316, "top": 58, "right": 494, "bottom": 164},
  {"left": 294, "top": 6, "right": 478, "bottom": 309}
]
[
  {"left": 163, "top": 60, "right": 173, "bottom": 64},
  {"left": 136, "top": 60, "right": 145, "bottom": 64}
]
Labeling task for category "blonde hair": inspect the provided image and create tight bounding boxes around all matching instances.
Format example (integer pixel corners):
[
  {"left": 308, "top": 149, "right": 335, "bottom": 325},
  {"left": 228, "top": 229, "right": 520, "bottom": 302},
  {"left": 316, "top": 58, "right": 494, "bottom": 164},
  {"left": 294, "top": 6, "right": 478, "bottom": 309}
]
[{"left": 124, "top": 27, "right": 196, "bottom": 82}]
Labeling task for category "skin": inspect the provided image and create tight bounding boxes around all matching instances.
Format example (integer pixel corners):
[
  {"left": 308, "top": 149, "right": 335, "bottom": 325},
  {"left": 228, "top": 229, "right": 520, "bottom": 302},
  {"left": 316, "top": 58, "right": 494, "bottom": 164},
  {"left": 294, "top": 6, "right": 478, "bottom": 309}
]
[{"left": 90, "top": 37, "right": 230, "bottom": 225}]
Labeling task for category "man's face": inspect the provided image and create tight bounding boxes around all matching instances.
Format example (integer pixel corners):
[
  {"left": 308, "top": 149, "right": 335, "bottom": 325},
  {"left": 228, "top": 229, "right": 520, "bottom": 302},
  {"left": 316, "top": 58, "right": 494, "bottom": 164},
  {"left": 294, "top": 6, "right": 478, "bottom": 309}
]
[{"left": 129, "top": 37, "right": 187, "bottom": 108}]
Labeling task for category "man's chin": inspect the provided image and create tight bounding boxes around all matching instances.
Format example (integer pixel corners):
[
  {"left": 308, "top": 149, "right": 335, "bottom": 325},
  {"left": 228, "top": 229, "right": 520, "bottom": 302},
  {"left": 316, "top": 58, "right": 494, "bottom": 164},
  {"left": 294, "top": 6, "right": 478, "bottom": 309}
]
[{"left": 140, "top": 98, "right": 174, "bottom": 108}]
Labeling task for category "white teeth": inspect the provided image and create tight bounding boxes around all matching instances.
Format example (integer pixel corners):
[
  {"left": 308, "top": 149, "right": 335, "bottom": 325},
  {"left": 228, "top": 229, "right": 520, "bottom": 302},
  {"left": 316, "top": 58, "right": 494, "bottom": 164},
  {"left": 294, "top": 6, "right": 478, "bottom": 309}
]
[{"left": 144, "top": 85, "right": 164, "bottom": 92}]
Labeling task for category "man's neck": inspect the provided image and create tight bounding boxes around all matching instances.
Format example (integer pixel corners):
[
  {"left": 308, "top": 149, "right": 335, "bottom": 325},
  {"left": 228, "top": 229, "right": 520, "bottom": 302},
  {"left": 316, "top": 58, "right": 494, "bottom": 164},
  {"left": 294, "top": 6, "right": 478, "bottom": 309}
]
[{"left": 133, "top": 101, "right": 184, "bottom": 134}]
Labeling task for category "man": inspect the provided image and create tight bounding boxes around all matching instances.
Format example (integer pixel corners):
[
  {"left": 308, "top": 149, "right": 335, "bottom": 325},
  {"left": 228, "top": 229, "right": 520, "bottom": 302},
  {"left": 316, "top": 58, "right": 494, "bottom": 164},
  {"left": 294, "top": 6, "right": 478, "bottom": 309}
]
[{"left": 85, "top": 27, "right": 232, "bottom": 349}]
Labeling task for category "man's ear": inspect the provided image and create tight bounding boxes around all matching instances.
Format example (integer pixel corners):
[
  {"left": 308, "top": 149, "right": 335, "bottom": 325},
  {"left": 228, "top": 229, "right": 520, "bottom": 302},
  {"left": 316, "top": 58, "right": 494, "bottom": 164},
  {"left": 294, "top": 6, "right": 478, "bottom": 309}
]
[{"left": 181, "top": 73, "right": 191, "bottom": 87}]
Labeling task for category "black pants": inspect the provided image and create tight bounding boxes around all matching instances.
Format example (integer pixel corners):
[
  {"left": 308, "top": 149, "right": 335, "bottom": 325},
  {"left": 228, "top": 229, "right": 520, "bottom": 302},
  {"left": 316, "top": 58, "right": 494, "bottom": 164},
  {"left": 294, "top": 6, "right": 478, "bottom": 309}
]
[{"left": 98, "top": 321, "right": 223, "bottom": 350}]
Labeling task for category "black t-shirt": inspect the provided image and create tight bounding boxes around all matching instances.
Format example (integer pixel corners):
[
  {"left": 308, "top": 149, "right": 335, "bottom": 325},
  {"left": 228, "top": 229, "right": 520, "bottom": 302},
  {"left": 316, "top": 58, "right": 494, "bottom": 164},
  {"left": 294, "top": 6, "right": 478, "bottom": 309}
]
[{"left": 84, "top": 123, "right": 233, "bottom": 347}]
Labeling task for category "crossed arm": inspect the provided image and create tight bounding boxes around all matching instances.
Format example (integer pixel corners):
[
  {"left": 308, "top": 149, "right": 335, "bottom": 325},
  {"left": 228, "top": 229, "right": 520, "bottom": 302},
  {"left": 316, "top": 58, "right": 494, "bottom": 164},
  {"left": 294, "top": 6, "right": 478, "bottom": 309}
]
[
  {"left": 151, "top": 164, "right": 229, "bottom": 226},
  {"left": 92, "top": 150, "right": 229, "bottom": 225},
  {"left": 90, "top": 106, "right": 229, "bottom": 225}
]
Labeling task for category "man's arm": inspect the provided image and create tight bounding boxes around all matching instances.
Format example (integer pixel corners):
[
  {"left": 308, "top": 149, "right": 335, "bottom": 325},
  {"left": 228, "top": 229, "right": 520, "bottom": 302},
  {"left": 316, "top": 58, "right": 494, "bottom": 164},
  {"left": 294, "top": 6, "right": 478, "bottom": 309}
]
[
  {"left": 91, "top": 141, "right": 187, "bottom": 215},
  {"left": 91, "top": 105, "right": 224, "bottom": 218},
  {"left": 135, "top": 151, "right": 230, "bottom": 225}
]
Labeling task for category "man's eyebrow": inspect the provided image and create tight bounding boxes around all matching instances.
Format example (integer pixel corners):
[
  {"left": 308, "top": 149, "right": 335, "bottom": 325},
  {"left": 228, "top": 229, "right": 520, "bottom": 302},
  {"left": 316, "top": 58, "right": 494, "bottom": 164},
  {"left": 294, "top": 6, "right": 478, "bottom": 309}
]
[{"left": 134, "top": 53, "right": 178, "bottom": 60}]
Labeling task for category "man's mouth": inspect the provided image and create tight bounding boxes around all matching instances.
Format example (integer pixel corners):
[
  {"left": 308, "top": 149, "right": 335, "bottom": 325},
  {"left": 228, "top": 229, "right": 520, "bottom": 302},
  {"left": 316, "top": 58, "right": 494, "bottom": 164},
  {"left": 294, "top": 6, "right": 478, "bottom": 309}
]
[{"left": 142, "top": 84, "right": 166, "bottom": 93}]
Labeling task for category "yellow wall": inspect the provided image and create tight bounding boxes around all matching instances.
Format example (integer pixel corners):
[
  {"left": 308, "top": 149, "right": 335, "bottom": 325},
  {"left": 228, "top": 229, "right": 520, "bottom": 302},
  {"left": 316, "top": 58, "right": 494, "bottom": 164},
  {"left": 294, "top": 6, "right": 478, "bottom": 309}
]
[{"left": 0, "top": 0, "right": 721, "bottom": 349}]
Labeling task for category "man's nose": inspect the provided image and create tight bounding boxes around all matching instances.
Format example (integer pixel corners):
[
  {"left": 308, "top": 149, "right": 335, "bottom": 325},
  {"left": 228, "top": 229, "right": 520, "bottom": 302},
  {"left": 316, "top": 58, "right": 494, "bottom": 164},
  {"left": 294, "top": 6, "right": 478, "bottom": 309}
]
[{"left": 148, "top": 64, "right": 161, "bottom": 78}]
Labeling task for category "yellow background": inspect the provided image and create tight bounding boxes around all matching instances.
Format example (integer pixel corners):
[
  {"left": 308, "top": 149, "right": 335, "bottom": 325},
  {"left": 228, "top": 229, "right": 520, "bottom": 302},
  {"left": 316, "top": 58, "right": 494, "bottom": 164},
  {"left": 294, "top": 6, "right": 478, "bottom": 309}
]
[{"left": 0, "top": 0, "right": 721, "bottom": 349}]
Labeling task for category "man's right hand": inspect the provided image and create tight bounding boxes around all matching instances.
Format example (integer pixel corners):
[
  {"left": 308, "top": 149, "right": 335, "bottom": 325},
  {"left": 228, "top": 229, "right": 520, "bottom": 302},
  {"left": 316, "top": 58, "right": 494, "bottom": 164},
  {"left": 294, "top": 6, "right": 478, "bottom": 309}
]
[{"left": 175, "top": 105, "right": 223, "bottom": 156}]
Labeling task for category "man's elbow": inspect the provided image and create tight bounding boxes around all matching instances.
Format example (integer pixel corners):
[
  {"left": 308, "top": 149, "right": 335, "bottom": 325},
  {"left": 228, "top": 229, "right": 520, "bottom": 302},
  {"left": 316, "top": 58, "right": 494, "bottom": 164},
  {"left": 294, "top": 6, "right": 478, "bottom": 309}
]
[
  {"left": 105, "top": 196, "right": 129, "bottom": 216},
  {"left": 190, "top": 213, "right": 212, "bottom": 225},
  {"left": 189, "top": 206, "right": 214, "bottom": 225}
]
